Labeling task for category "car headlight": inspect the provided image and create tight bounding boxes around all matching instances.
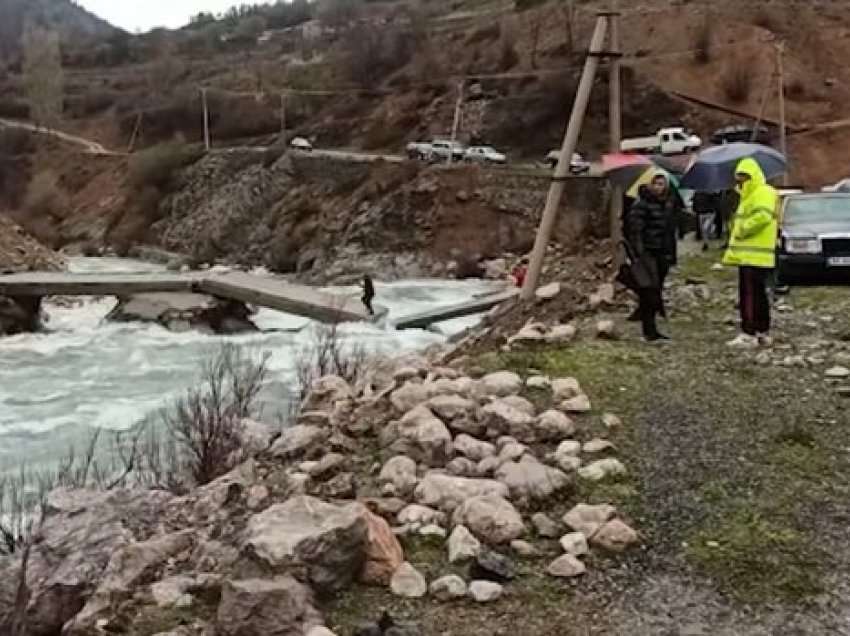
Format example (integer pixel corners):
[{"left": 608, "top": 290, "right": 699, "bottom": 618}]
[{"left": 785, "top": 238, "right": 820, "bottom": 254}]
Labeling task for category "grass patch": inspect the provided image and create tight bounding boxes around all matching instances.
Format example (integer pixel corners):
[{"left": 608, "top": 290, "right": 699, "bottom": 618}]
[{"left": 687, "top": 509, "right": 823, "bottom": 601}]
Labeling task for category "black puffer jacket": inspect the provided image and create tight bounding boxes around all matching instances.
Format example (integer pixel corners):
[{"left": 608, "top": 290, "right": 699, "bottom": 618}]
[{"left": 625, "top": 185, "right": 678, "bottom": 263}]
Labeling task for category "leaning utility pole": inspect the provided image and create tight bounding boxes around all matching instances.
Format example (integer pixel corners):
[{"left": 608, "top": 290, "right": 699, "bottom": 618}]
[
  {"left": 606, "top": 6, "right": 623, "bottom": 246},
  {"left": 521, "top": 16, "right": 609, "bottom": 300},
  {"left": 201, "top": 87, "right": 211, "bottom": 151},
  {"left": 776, "top": 40, "right": 788, "bottom": 185},
  {"left": 448, "top": 81, "right": 465, "bottom": 166}
]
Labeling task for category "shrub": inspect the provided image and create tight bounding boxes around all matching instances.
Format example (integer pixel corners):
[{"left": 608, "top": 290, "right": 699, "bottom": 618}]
[
  {"left": 723, "top": 64, "right": 751, "bottom": 103},
  {"left": 294, "top": 323, "right": 370, "bottom": 410},
  {"left": 127, "top": 142, "right": 204, "bottom": 192},
  {"left": 159, "top": 345, "right": 270, "bottom": 485}
]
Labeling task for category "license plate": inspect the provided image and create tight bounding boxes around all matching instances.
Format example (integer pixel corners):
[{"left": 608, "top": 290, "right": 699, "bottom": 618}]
[{"left": 827, "top": 256, "right": 850, "bottom": 266}]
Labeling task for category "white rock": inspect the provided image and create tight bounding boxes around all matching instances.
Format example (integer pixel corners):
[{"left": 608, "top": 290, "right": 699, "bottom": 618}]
[
  {"left": 560, "top": 394, "right": 592, "bottom": 414},
  {"left": 446, "top": 457, "right": 478, "bottom": 477},
  {"left": 825, "top": 366, "right": 850, "bottom": 379},
  {"left": 481, "top": 399, "right": 536, "bottom": 440},
  {"left": 418, "top": 524, "right": 447, "bottom": 539},
  {"left": 546, "top": 324, "right": 577, "bottom": 344},
  {"left": 427, "top": 394, "right": 476, "bottom": 422},
  {"left": 591, "top": 519, "right": 639, "bottom": 552},
  {"left": 526, "top": 375, "right": 551, "bottom": 390},
  {"left": 476, "top": 456, "right": 501, "bottom": 477},
  {"left": 452, "top": 495, "right": 525, "bottom": 544},
  {"left": 510, "top": 539, "right": 537, "bottom": 557},
  {"left": 531, "top": 513, "right": 561, "bottom": 538},
  {"left": 551, "top": 377, "right": 583, "bottom": 402},
  {"left": 583, "top": 438, "right": 615, "bottom": 454},
  {"left": 238, "top": 418, "right": 274, "bottom": 454},
  {"left": 578, "top": 458, "right": 626, "bottom": 482},
  {"left": 495, "top": 455, "right": 572, "bottom": 504},
  {"left": 246, "top": 485, "right": 269, "bottom": 510},
  {"left": 454, "top": 434, "right": 496, "bottom": 461},
  {"left": 498, "top": 442, "right": 528, "bottom": 463},
  {"left": 547, "top": 554, "right": 586, "bottom": 578},
  {"left": 479, "top": 371, "right": 523, "bottom": 397},
  {"left": 397, "top": 504, "right": 445, "bottom": 527},
  {"left": 468, "top": 580, "right": 504, "bottom": 603},
  {"left": 556, "top": 440, "right": 581, "bottom": 457},
  {"left": 447, "top": 524, "right": 482, "bottom": 563},
  {"left": 537, "top": 410, "right": 576, "bottom": 441},
  {"left": 430, "top": 574, "right": 468, "bottom": 601},
  {"left": 553, "top": 454, "right": 582, "bottom": 473},
  {"left": 589, "top": 283, "right": 615, "bottom": 308},
  {"left": 306, "top": 627, "right": 339, "bottom": 636},
  {"left": 563, "top": 503, "right": 616, "bottom": 537},
  {"left": 596, "top": 320, "right": 618, "bottom": 339},
  {"left": 398, "top": 406, "right": 454, "bottom": 466},
  {"left": 390, "top": 562, "right": 427, "bottom": 598},
  {"left": 507, "top": 324, "right": 547, "bottom": 346},
  {"left": 602, "top": 413, "right": 622, "bottom": 429},
  {"left": 394, "top": 366, "right": 424, "bottom": 383},
  {"left": 535, "top": 282, "right": 561, "bottom": 300},
  {"left": 559, "top": 532, "right": 589, "bottom": 557},
  {"left": 270, "top": 425, "right": 327, "bottom": 459},
  {"left": 414, "top": 473, "right": 509, "bottom": 513},
  {"left": 379, "top": 456, "right": 419, "bottom": 496},
  {"left": 390, "top": 382, "right": 432, "bottom": 413},
  {"left": 496, "top": 436, "right": 518, "bottom": 449},
  {"left": 150, "top": 576, "right": 194, "bottom": 607}
]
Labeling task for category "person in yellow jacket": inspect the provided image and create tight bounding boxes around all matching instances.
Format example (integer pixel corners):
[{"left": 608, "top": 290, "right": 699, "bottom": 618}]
[{"left": 722, "top": 158, "right": 779, "bottom": 347}]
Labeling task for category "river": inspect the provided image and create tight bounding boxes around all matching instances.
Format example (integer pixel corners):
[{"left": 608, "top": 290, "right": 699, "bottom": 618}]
[{"left": 0, "top": 258, "right": 502, "bottom": 469}]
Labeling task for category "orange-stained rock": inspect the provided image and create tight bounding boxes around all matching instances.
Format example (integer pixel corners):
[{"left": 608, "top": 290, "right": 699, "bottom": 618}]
[{"left": 360, "top": 509, "right": 404, "bottom": 586}]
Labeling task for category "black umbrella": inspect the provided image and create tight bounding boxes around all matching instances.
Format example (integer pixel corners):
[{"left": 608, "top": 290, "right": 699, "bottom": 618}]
[{"left": 680, "top": 143, "right": 787, "bottom": 191}]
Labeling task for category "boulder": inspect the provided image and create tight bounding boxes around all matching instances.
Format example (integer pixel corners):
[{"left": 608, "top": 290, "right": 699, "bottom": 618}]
[
  {"left": 563, "top": 503, "right": 616, "bottom": 537},
  {"left": 495, "top": 455, "right": 572, "bottom": 505},
  {"left": 414, "top": 473, "right": 508, "bottom": 513},
  {"left": 602, "top": 413, "right": 623, "bottom": 429},
  {"left": 481, "top": 399, "right": 536, "bottom": 441},
  {"left": 238, "top": 418, "right": 274, "bottom": 454},
  {"left": 531, "top": 513, "right": 561, "bottom": 539},
  {"left": 551, "top": 377, "right": 582, "bottom": 402},
  {"left": 397, "top": 406, "right": 454, "bottom": 466},
  {"left": 468, "top": 580, "right": 503, "bottom": 603},
  {"left": 596, "top": 319, "right": 618, "bottom": 340},
  {"left": 430, "top": 574, "right": 468, "bottom": 601},
  {"left": 507, "top": 323, "right": 547, "bottom": 347},
  {"left": 216, "top": 577, "right": 322, "bottom": 636},
  {"left": 591, "top": 519, "right": 639, "bottom": 552},
  {"left": 390, "top": 382, "right": 432, "bottom": 413},
  {"left": 151, "top": 576, "right": 196, "bottom": 607},
  {"left": 526, "top": 375, "right": 551, "bottom": 390},
  {"left": 547, "top": 554, "right": 586, "bottom": 578},
  {"left": 390, "top": 562, "right": 427, "bottom": 598},
  {"left": 498, "top": 441, "right": 528, "bottom": 463},
  {"left": 826, "top": 366, "right": 850, "bottom": 379},
  {"left": 546, "top": 324, "right": 577, "bottom": 344},
  {"left": 447, "top": 525, "right": 481, "bottom": 563},
  {"left": 470, "top": 549, "right": 517, "bottom": 582},
  {"left": 379, "top": 455, "right": 418, "bottom": 497},
  {"left": 578, "top": 458, "right": 626, "bottom": 482},
  {"left": 479, "top": 371, "right": 522, "bottom": 397},
  {"left": 397, "top": 504, "right": 446, "bottom": 528},
  {"left": 361, "top": 510, "right": 404, "bottom": 586},
  {"left": 559, "top": 532, "right": 589, "bottom": 557},
  {"left": 427, "top": 394, "right": 475, "bottom": 422},
  {"left": 476, "top": 456, "right": 501, "bottom": 477},
  {"left": 446, "top": 457, "right": 478, "bottom": 477},
  {"left": 536, "top": 410, "right": 576, "bottom": 441},
  {"left": 106, "top": 292, "right": 257, "bottom": 334},
  {"left": 510, "top": 539, "right": 537, "bottom": 557},
  {"left": 583, "top": 439, "right": 615, "bottom": 455},
  {"left": 535, "top": 282, "right": 561, "bottom": 300},
  {"left": 499, "top": 395, "right": 536, "bottom": 416},
  {"left": 307, "top": 628, "right": 339, "bottom": 636},
  {"left": 245, "top": 496, "right": 369, "bottom": 593},
  {"left": 453, "top": 434, "right": 496, "bottom": 461},
  {"left": 452, "top": 495, "right": 525, "bottom": 544},
  {"left": 303, "top": 375, "right": 354, "bottom": 412},
  {"left": 270, "top": 425, "right": 328, "bottom": 460},
  {"left": 560, "top": 394, "right": 592, "bottom": 414}
]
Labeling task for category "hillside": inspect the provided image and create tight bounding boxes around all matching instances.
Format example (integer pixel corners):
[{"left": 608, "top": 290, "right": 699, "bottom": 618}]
[{"left": 0, "top": 0, "right": 117, "bottom": 61}]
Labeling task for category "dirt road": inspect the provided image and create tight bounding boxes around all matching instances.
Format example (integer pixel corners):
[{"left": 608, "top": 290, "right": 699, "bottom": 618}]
[{"left": 0, "top": 118, "right": 112, "bottom": 155}]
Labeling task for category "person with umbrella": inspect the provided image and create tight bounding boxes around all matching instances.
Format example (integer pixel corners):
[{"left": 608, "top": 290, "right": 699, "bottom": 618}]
[
  {"left": 722, "top": 158, "right": 779, "bottom": 346},
  {"left": 624, "top": 172, "right": 678, "bottom": 341}
]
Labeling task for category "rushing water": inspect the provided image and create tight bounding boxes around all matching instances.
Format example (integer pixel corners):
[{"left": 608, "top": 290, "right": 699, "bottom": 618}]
[{"left": 0, "top": 258, "right": 502, "bottom": 468}]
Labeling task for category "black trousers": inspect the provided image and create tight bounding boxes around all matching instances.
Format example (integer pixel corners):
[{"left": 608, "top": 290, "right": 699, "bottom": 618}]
[
  {"left": 738, "top": 266, "right": 771, "bottom": 335},
  {"left": 362, "top": 294, "right": 375, "bottom": 315},
  {"left": 638, "top": 257, "right": 669, "bottom": 338}
]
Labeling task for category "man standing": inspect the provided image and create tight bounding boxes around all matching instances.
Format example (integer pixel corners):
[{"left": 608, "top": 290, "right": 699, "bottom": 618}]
[
  {"left": 722, "top": 158, "right": 778, "bottom": 347},
  {"left": 362, "top": 274, "right": 376, "bottom": 316},
  {"left": 624, "top": 173, "right": 678, "bottom": 341}
]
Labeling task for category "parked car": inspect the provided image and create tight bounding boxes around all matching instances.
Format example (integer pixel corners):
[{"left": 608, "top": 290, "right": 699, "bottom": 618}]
[
  {"left": 777, "top": 193, "right": 850, "bottom": 284},
  {"left": 290, "top": 137, "right": 312, "bottom": 151},
  {"left": 406, "top": 139, "right": 466, "bottom": 162},
  {"left": 621, "top": 127, "right": 702, "bottom": 155},
  {"left": 406, "top": 141, "right": 432, "bottom": 160},
  {"left": 464, "top": 146, "right": 507, "bottom": 164},
  {"left": 545, "top": 151, "right": 591, "bottom": 174},
  {"left": 711, "top": 124, "right": 771, "bottom": 145}
]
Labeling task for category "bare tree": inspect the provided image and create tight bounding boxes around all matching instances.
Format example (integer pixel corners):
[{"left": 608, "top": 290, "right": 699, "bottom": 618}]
[
  {"left": 558, "top": 0, "right": 577, "bottom": 52},
  {"left": 21, "top": 23, "right": 64, "bottom": 131},
  {"left": 515, "top": 0, "right": 547, "bottom": 69}
]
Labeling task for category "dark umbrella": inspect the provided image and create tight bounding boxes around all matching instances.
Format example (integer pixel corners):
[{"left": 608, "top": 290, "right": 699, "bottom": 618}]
[
  {"left": 680, "top": 143, "right": 786, "bottom": 191},
  {"left": 602, "top": 153, "right": 654, "bottom": 188}
]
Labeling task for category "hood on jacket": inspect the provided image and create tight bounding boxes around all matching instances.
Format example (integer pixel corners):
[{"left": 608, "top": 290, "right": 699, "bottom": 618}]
[
  {"left": 735, "top": 157, "right": 766, "bottom": 200},
  {"left": 638, "top": 172, "right": 669, "bottom": 201}
]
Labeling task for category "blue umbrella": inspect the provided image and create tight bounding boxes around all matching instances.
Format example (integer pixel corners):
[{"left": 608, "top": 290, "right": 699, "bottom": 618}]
[{"left": 680, "top": 143, "right": 787, "bottom": 191}]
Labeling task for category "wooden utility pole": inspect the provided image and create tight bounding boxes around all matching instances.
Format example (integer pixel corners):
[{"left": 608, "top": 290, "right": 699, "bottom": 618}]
[
  {"left": 127, "top": 112, "right": 143, "bottom": 153},
  {"left": 607, "top": 6, "right": 623, "bottom": 246},
  {"left": 201, "top": 87, "right": 211, "bottom": 151},
  {"left": 776, "top": 40, "right": 788, "bottom": 185},
  {"left": 521, "top": 16, "right": 609, "bottom": 300},
  {"left": 448, "top": 81, "right": 465, "bottom": 166}
]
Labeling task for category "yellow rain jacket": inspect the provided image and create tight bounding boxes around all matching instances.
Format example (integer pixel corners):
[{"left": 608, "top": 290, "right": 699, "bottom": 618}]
[{"left": 722, "top": 158, "right": 778, "bottom": 268}]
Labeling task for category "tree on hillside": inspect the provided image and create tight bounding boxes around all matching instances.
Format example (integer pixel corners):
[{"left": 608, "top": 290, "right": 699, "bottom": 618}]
[
  {"left": 557, "top": 0, "right": 577, "bottom": 52},
  {"left": 515, "top": 0, "right": 547, "bottom": 69},
  {"left": 318, "top": 0, "right": 363, "bottom": 29},
  {"left": 21, "top": 22, "right": 63, "bottom": 131}
]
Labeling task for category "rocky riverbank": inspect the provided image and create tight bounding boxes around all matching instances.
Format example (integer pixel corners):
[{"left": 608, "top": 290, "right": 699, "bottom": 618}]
[{"left": 0, "top": 349, "right": 636, "bottom": 635}]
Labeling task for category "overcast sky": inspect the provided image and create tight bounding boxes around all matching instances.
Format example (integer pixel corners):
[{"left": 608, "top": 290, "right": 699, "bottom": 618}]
[{"left": 77, "top": 1, "right": 273, "bottom": 32}]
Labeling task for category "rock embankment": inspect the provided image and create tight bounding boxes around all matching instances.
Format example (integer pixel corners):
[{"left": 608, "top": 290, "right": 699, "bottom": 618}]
[
  {"left": 106, "top": 292, "right": 258, "bottom": 334},
  {"left": 0, "top": 214, "right": 64, "bottom": 335},
  {"left": 0, "top": 353, "right": 637, "bottom": 634}
]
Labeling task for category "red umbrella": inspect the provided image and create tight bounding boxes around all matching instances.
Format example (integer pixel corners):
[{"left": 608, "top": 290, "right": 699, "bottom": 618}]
[{"left": 602, "top": 153, "right": 655, "bottom": 188}]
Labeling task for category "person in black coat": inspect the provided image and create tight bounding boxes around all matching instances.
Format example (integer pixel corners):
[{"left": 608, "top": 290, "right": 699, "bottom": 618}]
[
  {"left": 361, "top": 274, "right": 375, "bottom": 316},
  {"left": 624, "top": 173, "right": 678, "bottom": 341}
]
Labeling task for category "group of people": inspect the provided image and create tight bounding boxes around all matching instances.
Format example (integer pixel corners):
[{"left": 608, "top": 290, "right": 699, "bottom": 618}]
[{"left": 623, "top": 158, "right": 778, "bottom": 344}]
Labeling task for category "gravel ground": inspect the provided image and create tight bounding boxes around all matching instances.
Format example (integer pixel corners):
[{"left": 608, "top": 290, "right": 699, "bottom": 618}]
[{"left": 325, "top": 247, "right": 850, "bottom": 635}]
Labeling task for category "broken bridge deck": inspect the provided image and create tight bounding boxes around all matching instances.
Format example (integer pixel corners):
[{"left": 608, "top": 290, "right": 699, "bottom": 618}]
[
  {"left": 393, "top": 288, "right": 519, "bottom": 330},
  {"left": 0, "top": 271, "right": 372, "bottom": 323}
]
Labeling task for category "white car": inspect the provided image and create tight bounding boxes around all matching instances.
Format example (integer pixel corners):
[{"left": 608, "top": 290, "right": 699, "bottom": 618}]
[
  {"left": 545, "top": 150, "right": 591, "bottom": 174},
  {"left": 429, "top": 140, "right": 466, "bottom": 162},
  {"left": 464, "top": 146, "right": 507, "bottom": 165},
  {"left": 621, "top": 127, "right": 702, "bottom": 155},
  {"left": 290, "top": 137, "right": 313, "bottom": 151}
]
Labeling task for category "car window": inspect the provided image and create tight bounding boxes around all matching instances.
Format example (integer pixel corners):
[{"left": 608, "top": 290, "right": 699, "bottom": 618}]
[
  {"left": 673, "top": 133, "right": 686, "bottom": 141},
  {"left": 784, "top": 197, "right": 850, "bottom": 226}
]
